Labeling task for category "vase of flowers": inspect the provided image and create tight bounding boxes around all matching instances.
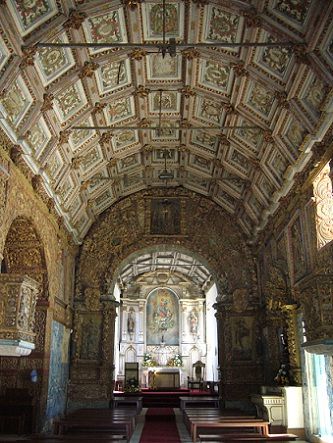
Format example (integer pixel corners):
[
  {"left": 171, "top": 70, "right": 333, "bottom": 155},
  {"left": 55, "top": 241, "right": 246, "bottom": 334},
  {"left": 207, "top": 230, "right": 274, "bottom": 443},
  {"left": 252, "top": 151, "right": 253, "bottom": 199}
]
[
  {"left": 142, "top": 352, "right": 158, "bottom": 367},
  {"left": 167, "top": 354, "right": 183, "bottom": 367},
  {"left": 124, "top": 377, "right": 140, "bottom": 392}
]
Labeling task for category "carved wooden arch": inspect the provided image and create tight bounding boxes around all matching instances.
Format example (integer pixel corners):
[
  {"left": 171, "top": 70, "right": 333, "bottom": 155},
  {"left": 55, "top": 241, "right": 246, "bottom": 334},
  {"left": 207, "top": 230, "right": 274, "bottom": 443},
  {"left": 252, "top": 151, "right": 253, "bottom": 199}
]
[
  {"left": 0, "top": 167, "right": 68, "bottom": 301},
  {"left": 76, "top": 188, "right": 257, "bottom": 304}
]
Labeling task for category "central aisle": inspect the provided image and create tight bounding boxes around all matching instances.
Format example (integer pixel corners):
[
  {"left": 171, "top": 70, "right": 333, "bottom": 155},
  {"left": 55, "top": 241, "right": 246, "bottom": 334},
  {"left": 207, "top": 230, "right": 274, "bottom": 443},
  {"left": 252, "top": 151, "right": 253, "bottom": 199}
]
[{"left": 139, "top": 408, "right": 181, "bottom": 443}]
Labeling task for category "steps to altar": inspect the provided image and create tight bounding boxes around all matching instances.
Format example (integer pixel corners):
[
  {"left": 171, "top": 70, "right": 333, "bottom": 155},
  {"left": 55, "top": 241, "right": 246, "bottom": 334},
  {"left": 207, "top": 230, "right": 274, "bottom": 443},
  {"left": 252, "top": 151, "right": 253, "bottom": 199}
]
[{"left": 113, "top": 389, "right": 217, "bottom": 408}]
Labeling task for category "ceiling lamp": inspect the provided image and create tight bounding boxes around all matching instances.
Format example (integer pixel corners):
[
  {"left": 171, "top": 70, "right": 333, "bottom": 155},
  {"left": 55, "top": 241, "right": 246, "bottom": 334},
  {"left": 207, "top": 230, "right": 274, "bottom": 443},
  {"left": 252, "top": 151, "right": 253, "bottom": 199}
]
[
  {"left": 159, "top": 170, "right": 174, "bottom": 180},
  {"left": 158, "top": 149, "right": 174, "bottom": 183}
]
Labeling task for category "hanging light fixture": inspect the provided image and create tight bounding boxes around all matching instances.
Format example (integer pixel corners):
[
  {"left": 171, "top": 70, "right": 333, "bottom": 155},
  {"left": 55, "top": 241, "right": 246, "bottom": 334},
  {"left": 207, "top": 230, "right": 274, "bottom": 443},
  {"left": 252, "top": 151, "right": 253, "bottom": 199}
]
[{"left": 158, "top": 149, "right": 174, "bottom": 181}]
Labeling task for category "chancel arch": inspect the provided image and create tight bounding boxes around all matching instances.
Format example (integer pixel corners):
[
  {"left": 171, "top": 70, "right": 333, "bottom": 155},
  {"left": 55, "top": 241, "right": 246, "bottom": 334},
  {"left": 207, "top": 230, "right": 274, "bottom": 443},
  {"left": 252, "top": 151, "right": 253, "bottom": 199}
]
[
  {"left": 0, "top": 0, "right": 332, "bottom": 439},
  {"left": 71, "top": 188, "right": 260, "bottom": 408}
]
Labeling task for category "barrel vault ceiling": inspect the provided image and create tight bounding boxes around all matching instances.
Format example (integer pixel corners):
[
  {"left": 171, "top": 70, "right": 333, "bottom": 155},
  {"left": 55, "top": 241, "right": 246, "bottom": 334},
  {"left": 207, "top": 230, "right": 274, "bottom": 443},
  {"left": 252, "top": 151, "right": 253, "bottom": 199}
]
[{"left": 0, "top": 0, "right": 332, "bottom": 243}]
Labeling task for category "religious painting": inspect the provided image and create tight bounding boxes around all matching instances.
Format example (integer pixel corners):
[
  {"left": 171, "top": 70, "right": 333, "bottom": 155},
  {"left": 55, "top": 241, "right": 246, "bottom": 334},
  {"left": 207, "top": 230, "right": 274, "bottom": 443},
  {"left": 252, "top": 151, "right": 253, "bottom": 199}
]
[
  {"left": 230, "top": 316, "right": 254, "bottom": 361},
  {"left": 142, "top": 2, "right": 184, "bottom": 41},
  {"left": 80, "top": 314, "right": 102, "bottom": 360},
  {"left": 146, "top": 288, "right": 179, "bottom": 345},
  {"left": 147, "top": 54, "right": 181, "bottom": 80},
  {"left": 150, "top": 198, "right": 181, "bottom": 235}
]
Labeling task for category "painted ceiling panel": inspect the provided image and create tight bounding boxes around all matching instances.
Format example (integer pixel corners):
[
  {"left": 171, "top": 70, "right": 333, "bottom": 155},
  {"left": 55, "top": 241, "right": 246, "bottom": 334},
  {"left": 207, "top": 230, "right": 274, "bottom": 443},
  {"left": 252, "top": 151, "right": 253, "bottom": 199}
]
[{"left": 0, "top": 0, "right": 332, "bottom": 243}]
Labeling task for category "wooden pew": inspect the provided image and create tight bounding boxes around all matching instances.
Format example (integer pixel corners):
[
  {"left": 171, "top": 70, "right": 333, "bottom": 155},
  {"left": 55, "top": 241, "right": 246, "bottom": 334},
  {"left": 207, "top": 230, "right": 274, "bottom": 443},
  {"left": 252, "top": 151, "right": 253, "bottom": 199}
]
[
  {"left": 54, "top": 408, "right": 137, "bottom": 441},
  {"left": 185, "top": 414, "right": 257, "bottom": 432},
  {"left": 183, "top": 409, "right": 256, "bottom": 432},
  {"left": 190, "top": 418, "right": 270, "bottom": 442},
  {"left": 25, "top": 436, "right": 127, "bottom": 443}
]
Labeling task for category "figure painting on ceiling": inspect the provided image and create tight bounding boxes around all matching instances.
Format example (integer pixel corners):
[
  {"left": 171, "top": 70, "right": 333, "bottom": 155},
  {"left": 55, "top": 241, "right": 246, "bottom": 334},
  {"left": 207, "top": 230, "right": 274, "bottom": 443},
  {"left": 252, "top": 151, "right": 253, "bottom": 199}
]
[
  {"left": 231, "top": 316, "right": 254, "bottom": 361},
  {"left": 150, "top": 198, "right": 181, "bottom": 235},
  {"left": 146, "top": 288, "right": 179, "bottom": 345}
]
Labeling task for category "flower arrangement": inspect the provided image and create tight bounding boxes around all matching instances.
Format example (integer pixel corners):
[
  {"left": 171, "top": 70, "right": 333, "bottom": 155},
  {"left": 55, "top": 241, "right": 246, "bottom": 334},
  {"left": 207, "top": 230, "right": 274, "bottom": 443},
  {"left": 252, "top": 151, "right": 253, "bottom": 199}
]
[
  {"left": 124, "top": 377, "right": 140, "bottom": 392},
  {"left": 142, "top": 352, "right": 158, "bottom": 367},
  {"left": 167, "top": 354, "right": 183, "bottom": 367}
]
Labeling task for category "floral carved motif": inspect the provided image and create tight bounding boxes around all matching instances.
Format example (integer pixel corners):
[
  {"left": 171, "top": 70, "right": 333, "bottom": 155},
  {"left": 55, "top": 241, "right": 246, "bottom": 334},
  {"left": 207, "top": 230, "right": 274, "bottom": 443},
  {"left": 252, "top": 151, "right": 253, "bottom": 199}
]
[{"left": 312, "top": 162, "right": 333, "bottom": 249}]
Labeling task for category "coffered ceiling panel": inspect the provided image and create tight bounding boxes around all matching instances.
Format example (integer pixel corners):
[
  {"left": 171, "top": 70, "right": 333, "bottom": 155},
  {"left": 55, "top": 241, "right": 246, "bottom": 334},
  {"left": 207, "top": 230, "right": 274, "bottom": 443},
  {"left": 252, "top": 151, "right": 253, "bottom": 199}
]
[{"left": 0, "top": 0, "right": 332, "bottom": 242}]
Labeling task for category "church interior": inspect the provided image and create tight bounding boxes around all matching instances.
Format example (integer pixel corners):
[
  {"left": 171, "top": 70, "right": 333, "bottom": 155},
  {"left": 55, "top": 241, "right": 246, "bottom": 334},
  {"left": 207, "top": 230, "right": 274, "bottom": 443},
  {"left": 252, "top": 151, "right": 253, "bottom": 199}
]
[{"left": 0, "top": 0, "right": 333, "bottom": 442}]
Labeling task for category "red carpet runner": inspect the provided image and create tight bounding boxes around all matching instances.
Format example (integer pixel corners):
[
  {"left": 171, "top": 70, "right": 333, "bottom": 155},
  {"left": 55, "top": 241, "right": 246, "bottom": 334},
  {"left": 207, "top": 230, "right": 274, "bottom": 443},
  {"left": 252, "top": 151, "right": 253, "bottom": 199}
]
[{"left": 139, "top": 408, "right": 181, "bottom": 443}]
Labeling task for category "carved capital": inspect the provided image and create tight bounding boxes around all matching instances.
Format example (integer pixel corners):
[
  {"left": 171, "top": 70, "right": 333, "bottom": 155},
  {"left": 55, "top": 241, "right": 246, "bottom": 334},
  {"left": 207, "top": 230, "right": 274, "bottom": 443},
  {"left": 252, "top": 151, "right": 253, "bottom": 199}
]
[
  {"left": 20, "top": 46, "right": 37, "bottom": 68},
  {"left": 64, "top": 9, "right": 87, "bottom": 30},
  {"left": 231, "top": 62, "right": 248, "bottom": 77},
  {"left": 242, "top": 7, "right": 261, "bottom": 28},
  {"left": 130, "top": 49, "right": 147, "bottom": 60},
  {"left": 79, "top": 61, "right": 99, "bottom": 79},
  {"left": 40, "top": 93, "right": 54, "bottom": 113},
  {"left": 58, "top": 130, "right": 71, "bottom": 144},
  {"left": 182, "top": 48, "right": 200, "bottom": 60},
  {"left": 135, "top": 85, "right": 150, "bottom": 98},
  {"left": 179, "top": 85, "right": 196, "bottom": 98},
  {"left": 121, "top": 0, "right": 142, "bottom": 9}
]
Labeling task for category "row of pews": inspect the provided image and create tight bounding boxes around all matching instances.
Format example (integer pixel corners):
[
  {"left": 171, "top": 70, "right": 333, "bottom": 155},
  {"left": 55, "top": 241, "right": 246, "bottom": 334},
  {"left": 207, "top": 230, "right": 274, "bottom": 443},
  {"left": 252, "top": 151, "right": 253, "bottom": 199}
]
[
  {"left": 24, "top": 408, "right": 139, "bottom": 443},
  {"left": 182, "top": 407, "right": 298, "bottom": 443}
]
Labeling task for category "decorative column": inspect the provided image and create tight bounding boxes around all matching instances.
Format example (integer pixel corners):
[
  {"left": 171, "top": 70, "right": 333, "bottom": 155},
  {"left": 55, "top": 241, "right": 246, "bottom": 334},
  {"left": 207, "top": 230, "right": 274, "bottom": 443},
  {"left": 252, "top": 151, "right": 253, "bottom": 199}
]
[
  {"left": 281, "top": 304, "right": 302, "bottom": 385},
  {"left": 138, "top": 302, "right": 144, "bottom": 343},
  {"left": 180, "top": 301, "right": 187, "bottom": 340},
  {"left": 213, "top": 298, "right": 226, "bottom": 407},
  {"left": 101, "top": 298, "right": 120, "bottom": 403}
]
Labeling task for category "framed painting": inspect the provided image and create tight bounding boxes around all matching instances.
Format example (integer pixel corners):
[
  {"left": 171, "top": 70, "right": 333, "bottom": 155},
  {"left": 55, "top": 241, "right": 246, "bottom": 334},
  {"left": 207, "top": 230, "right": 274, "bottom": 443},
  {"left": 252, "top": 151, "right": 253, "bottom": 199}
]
[
  {"left": 146, "top": 287, "right": 179, "bottom": 345},
  {"left": 150, "top": 198, "right": 181, "bottom": 235}
]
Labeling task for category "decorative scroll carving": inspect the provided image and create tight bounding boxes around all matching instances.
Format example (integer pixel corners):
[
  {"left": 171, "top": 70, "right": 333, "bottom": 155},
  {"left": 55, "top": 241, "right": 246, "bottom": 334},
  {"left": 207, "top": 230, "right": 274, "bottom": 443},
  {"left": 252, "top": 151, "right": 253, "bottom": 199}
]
[
  {"left": 0, "top": 158, "right": 9, "bottom": 225},
  {"left": 264, "top": 263, "right": 290, "bottom": 311},
  {"left": 0, "top": 274, "right": 39, "bottom": 343},
  {"left": 312, "top": 162, "right": 333, "bottom": 249}
]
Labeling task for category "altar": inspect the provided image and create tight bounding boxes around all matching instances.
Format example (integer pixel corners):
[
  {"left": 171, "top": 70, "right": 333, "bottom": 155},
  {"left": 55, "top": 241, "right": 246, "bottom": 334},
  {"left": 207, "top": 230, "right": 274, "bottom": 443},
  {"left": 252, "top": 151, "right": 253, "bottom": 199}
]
[{"left": 145, "top": 367, "right": 181, "bottom": 389}]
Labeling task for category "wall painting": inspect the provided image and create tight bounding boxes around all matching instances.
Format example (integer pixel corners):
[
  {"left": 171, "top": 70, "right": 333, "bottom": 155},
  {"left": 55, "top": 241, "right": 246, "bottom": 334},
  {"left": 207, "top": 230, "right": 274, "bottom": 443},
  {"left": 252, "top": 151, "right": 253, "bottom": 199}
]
[{"left": 230, "top": 316, "right": 254, "bottom": 361}]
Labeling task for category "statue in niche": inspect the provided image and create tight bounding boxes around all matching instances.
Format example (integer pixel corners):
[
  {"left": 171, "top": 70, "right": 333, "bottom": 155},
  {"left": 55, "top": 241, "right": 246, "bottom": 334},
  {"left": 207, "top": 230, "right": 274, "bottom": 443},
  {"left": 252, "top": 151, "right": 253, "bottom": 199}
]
[
  {"left": 189, "top": 309, "right": 198, "bottom": 334},
  {"left": 127, "top": 310, "right": 135, "bottom": 334}
]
